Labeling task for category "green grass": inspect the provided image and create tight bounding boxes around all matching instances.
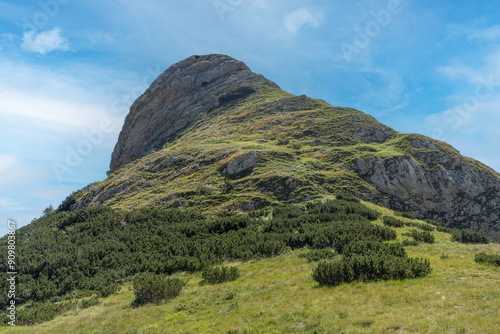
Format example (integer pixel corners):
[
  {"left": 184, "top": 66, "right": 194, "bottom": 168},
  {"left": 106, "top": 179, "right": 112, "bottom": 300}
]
[{"left": 2, "top": 219, "right": 499, "bottom": 333}]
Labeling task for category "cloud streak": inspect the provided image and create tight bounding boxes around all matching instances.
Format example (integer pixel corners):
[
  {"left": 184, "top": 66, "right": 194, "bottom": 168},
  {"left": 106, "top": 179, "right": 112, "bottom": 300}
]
[
  {"left": 21, "top": 27, "right": 69, "bottom": 54},
  {"left": 283, "top": 8, "right": 321, "bottom": 35}
]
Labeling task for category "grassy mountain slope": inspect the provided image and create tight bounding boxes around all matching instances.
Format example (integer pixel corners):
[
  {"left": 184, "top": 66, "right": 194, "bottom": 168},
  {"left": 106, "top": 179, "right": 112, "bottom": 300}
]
[
  {"left": 66, "top": 55, "right": 500, "bottom": 240},
  {"left": 1, "top": 202, "right": 499, "bottom": 334}
]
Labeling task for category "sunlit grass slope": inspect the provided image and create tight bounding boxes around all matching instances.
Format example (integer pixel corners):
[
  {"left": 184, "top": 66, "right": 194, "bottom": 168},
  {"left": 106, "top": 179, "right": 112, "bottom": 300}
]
[{"left": 2, "top": 204, "right": 499, "bottom": 334}]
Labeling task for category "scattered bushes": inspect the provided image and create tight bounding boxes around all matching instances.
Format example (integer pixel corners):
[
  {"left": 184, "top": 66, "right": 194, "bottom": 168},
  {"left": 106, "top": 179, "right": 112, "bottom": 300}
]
[
  {"left": 1, "top": 301, "right": 77, "bottom": 326},
  {"left": 403, "top": 230, "right": 435, "bottom": 243},
  {"left": 299, "top": 249, "right": 335, "bottom": 262},
  {"left": 133, "top": 273, "right": 184, "bottom": 306},
  {"left": 451, "top": 230, "right": 489, "bottom": 244},
  {"left": 312, "top": 255, "right": 431, "bottom": 286},
  {"left": 0, "top": 199, "right": 387, "bottom": 308},
  {"left": 382, "top": 216, "right": 404, "bottom": 228},
  {"left": 474, "top": 252, "right": 500, "bottom": 266},
  {"left": 201, "top": 266, "right": 240, "bottom": 285},
  {"left": 404, "top": 221, "right": 435, "bottom": 231}
]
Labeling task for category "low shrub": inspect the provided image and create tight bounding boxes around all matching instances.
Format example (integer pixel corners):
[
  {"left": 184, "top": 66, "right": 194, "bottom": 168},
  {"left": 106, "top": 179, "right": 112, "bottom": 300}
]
[
  {"left": 382, "top": 216, "right": 404, "bottom": 228},
  {"left": 474, "top": 252, "right": 500, "bottom": 266},
  {"left": 395, "top": 211, "right": 415, "bottom": 219},
  {"left": 312, "top": 255, "right": 431, "bottom": 286},
  {"left": 451, "top": 230, "right": 489, "bottom": 244},
  {"left": 404, "top": 221, "right": 435, "bottom": 231},
  {"left": 402, "top": 239, "right": 419, "bottom": 246},
  {"left": 80, "top": 296, "right": 99, "bottom": 309},
  {"left": 342, "top": 241, "right": 407, "bottom": 258},
  {"left": 133, "top": 273, "right": 184, "bottom": 305},
  {"left": 96, "top": 284, "right": 120, "bottom": 298},
  {"left": 335, "top": 193, "right": 360, "bottom": 203},
  {"left": 299, "top": 249, "right": 335, "bottom": 262},
  {"left": 201, "top": 266, "right": 240, "bottom": 285},
  {"left": 403, "top": 230, "right": 435, "bottom": 243},
  {"left": 1, "top": 301, "right": 77, "bottom": 326},
  {"left": 425, "top": 220, "right": 454, "bottom": 233},
  {"left": 276, "top": 138, "right": 290, "bottom": 145}
]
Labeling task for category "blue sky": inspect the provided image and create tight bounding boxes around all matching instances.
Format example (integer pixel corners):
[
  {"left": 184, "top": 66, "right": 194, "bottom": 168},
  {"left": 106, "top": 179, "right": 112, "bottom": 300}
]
[{"left": 1, "top": 0, "right": 499, "bottom": 236}]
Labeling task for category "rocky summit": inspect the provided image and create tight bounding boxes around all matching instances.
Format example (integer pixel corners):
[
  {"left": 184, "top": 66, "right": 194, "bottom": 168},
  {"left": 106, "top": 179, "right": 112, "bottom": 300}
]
[{"left": 77, "top": 54, "right": 499, "bottom": 241}]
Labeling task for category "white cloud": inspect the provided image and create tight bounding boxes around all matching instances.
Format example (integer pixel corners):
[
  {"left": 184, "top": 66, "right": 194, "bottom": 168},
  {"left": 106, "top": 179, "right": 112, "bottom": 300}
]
[
  {"left": 21, "top": 27, "right": 69, "bottom": 55},
  {"left": 467, "top": 25, "right": 500, "bottom": 41},
  {"left": 283, "top": 8, "right": 320, "bottom": 35}
]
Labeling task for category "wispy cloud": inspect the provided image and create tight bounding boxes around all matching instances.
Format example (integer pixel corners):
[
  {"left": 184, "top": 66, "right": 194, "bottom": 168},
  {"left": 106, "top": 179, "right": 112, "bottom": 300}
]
[
  {"left": 21, "top": 27, "right": 69, "bottom": 54},
  {"left": 467, "top": 25, "right": 500, "bottom": 41},
  {"left": 283, "top": 8, "right": 320, "bottom": 35}
]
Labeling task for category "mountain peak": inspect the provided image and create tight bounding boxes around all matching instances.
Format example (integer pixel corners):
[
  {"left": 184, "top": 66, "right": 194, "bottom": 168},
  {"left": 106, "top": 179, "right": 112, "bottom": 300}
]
[{"left": 110, "top": 54, "right": 279, "bottom": 172}]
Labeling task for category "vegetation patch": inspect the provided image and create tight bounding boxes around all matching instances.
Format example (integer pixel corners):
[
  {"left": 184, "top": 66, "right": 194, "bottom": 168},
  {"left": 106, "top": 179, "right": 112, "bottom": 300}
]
[
  {"left": 451, "top": 229, "right": 489, "bottom": 244},
  {"left": 133, "top": 273, "right": 185, "bottom": 306},
  {"left": 474, "top": 252, "right": 500, "bottom": 266},
  {"left": 200, "top": 266, "right": 240, "bottom": 285}
]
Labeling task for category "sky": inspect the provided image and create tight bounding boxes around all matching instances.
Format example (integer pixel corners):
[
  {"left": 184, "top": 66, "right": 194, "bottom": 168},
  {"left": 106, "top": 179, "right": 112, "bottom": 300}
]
[{"left": 1, "top": 0, "right": 499, "bottom": 236}]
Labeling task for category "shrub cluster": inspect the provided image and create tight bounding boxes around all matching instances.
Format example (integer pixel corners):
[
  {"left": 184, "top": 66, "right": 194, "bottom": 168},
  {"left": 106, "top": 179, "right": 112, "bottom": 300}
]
[
  {"left": 451, "top": 229, "right": 489, "bottom": 244},
  {"left": 80, "top": 296, "right": 99, "bottom": 309},
  {"left": 201, "top": 266, "right": 240, "bottom": 284},
  {"left": 403, "top": 230, "right": 435, "bottom": 243},
  {"left": 425, "top": 220, "right": 454, "bottom": 233},
  {"left": 404, "top": 221, "right": 435, "bottom": 231},
  {"left": 0, "top": 301, "right": 77, "bottom": 326},
  {"left": 298, "top": 249, "right": 335, "bottom": 262},
  {"left": 382, "top": 216, "right": 404, "bottom": 228},
  {"left": 312, "top": 237, "right": 431, "bottom": 287},
  {"left": 96, "top": 284, "right": 120, "bottom": 298},
  {"left": 312, "top": 255, "right": 431, "bottom": 286},
  {"left": 0, "top": 199, "right": 387, "bottom": 308},
  {"left": 395, "top": 211, "right": 415, "bottom": 219},
  {"left": 342, "top": 240, "right": 407, "bottom": 258},
  {"left": 474, "top": 252, "right": 500, "bottom": 266},
  {"left": 133, "top": 273, "right": 184, "bottom": 305}
]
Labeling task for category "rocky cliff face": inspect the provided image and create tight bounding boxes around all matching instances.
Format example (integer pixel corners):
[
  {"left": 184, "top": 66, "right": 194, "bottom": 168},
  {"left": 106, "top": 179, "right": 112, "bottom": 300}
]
[
  {"left": 110, "top": 54, "right": 279, "bottom": 172},
  {"left": 91, "top": 54, "right": 500, "bottom": 240},
  {"left": 352, "top": 141, "right": 500, "bottom": 241}
]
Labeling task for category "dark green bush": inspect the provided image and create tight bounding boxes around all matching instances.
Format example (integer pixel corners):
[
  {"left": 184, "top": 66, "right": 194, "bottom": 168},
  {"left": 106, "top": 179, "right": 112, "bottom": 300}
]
[
  {"left": 299, "top": 249, "right": 335, "bottom": 262},
  {"left": 402, "top": 239, "right": 419, "bottom": 246},
  {"left": 342, "top": 241, "right": 406, "bottom": 258},
  {"left": 277, "top": 138, "right": 290, "bottom": 145},
  {"left": 395, "top": 211, "right": 415, "bottom": 219},
  {"left": 0, "top": 301, "right": 77, "bottom": 326},
  {"left": 404, "top": 221, "right": 435, "bottom": 231},
  {"left": 451, "top": 230, "right": 489, "bottom": 244},
  {"left": 312, "top": 255, "right": 431, "bottom": 286},
  {"left": 425, "top": 220, "right": 454, "bottom": 233},
  {"left": 0, "top": 199, "right": 386, "bottom": 309},
  {"left": 80, "top": 296, "right": 99, "bottom": 309},
  {"left": 474, "top": 252, "right": 500, "bottom": 266},
  {"left": 335, "top": 193, "right": 360, "bottom": 203},
  {"left": 96, "top": 284, "right": 120, "bottom": 298},
  {"left": 133, "top": 273, "right": 184, "bottom": 305},
  {"left": 201, "top": 266, "right": 240, "bottom": 285},
  {"left": 403, "top": 230, "right": 435, "bottom": 243},
  {"left": 382, "top": 216, "right": 404, "bottom": 228}
]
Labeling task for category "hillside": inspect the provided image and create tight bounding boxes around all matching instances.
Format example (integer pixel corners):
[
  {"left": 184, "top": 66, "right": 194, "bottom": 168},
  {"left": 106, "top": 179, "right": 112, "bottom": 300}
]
[
  {"left": 1, "top": 54, "right": 499, "bottom": 333},
  {"left": 68, "top": 54, "right": 499, "bottom": 241},
  {"left": 1, "top": 201, "right": 499, "bottom": 333}
]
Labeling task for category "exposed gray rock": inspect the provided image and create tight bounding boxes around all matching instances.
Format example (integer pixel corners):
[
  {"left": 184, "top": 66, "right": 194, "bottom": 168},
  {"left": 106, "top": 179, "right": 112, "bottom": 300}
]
[
  {"left": 223, "top": 151, "right": 259, "bottom": 176},
  {"left": 110, "top": 54, "right": 279, "bottom": 172},
  {"left": 352, "top": 155, "right": 500, "bottom": 241}
]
